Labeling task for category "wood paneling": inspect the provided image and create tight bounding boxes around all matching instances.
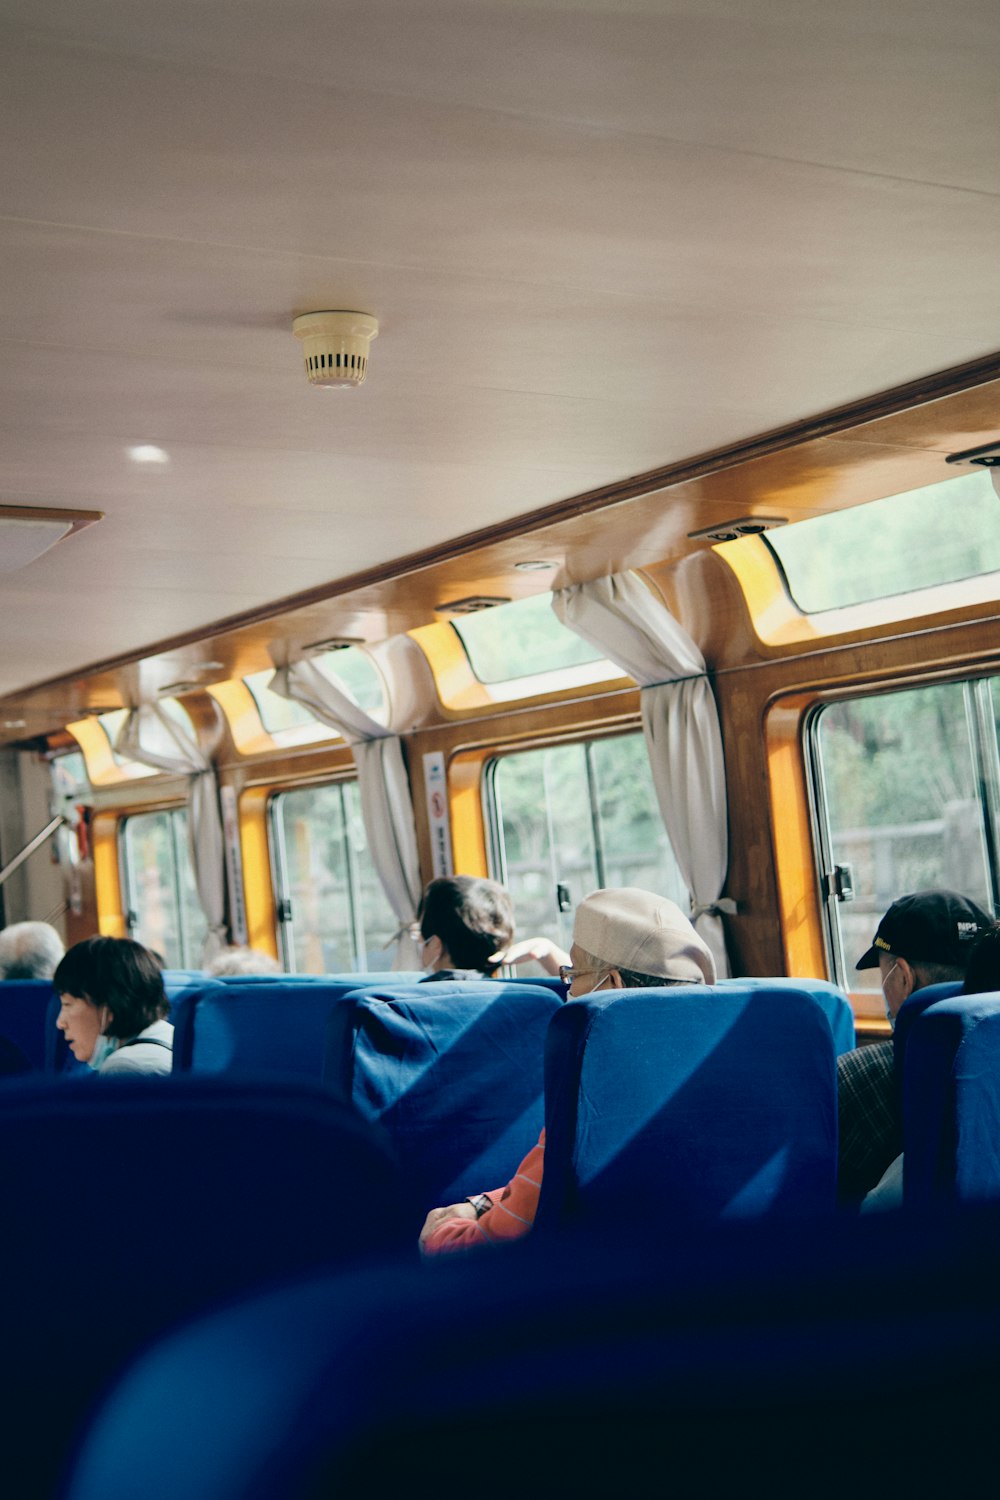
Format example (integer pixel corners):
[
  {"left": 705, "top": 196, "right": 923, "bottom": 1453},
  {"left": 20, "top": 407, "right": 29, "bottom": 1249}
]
[{"left": 4, "top": 360, "right": 1000, "bottom": 746}]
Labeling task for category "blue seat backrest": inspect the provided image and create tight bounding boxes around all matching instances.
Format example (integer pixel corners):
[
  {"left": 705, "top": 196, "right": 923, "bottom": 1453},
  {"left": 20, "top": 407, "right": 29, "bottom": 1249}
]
[
  {"left": 63, "top": 1207, "right": 1000, "bottom": 1500},
  {"left": 42, "top": 974, "right": 216, "bottom": 1077},
  {"left": 214, "top": 970, "right": 423, "bottom": 984},
  {"left": 0, "top": 979, "right": 58, "bottom": 1074},
  {"left": 173, "top": 977, "right": 423, "bottom": 1078},
  {"left": 903, "top": 993, "right": 1000, "bottom": 1208},
  {"left": 325, "top": 981, "right": 564, "bottom": 1207},
  {"left": 0, "top": 1073, "right": 413, "bottom": 1500},
  {"left": 718, "top": 976, "right": 855, "bottom": 1054},
  {"left": 497, "top": 973, "right": 568, "bottom": 999},
  {"left": 892, "top": 980, "right": 965, "bottom": 1071},
  {"left": 538, "top": 984, "right": 838, "bottom": 1231}
]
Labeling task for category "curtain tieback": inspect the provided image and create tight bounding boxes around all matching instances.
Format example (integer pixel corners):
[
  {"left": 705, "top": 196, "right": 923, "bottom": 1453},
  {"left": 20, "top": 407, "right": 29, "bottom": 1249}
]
[{"left": 690, "top": 898, "right": 739, "bottom": 920}]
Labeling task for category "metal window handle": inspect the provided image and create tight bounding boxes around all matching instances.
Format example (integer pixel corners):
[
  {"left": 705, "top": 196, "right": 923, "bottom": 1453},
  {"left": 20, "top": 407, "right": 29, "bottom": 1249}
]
[{"left": 823, "top": 864, "right": 855, "bottom": 902}]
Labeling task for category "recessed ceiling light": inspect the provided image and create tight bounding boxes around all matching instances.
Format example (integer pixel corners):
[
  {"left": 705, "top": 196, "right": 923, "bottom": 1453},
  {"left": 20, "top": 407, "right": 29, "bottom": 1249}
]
[
  {"left": 945, "top": 440, "right": 1000, "bottom": 467},
  {"left": 434, "top": 595, "right": 511, "bottom": 616},
  {"left": 513, "top": 560, "right": 556, "bottom": 572},
  {"left": 127, "top": 444, "right": 170, "bottom": 465},
  {"left": 304, "top": 636, "right": 365, "bottom": 654},
  {"left": 687, "top": 516, "right": 788, "bottom": 543}
]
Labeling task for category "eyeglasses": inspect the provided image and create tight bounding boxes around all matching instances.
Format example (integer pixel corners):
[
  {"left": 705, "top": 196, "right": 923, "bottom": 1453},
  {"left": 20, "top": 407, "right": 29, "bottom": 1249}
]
[{"left": 558, "top": 965, "right": 608, "bottom": 989}]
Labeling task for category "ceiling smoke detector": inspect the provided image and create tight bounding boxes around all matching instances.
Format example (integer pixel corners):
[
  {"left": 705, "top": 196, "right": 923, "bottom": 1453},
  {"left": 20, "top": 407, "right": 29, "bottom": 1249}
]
[{"left": 292, "top": 311, "right": 379, "bottom": 389}]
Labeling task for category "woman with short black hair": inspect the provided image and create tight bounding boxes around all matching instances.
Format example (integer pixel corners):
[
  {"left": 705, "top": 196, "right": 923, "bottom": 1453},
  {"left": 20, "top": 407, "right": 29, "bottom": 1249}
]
[
  {"left": 414, "top": 877, "right": 516, "bottom": 979},
  {"left": 53, "top": 936, "right": 173, "bottom": 1075}
]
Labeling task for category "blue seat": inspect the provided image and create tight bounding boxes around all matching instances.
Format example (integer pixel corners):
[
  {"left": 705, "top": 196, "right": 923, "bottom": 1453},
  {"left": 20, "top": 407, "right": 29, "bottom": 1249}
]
[
  {"left": 172, "top": 976, "right": 426, "bottom": 1080},
  {"left": 214, "top": 970, "right": 422, "bottom": 984},
  {"left": 325, "top": 981, "right": 564, "bottom": 1207},
  {"left": 903, "top": 993, "right": 1000, "bottom": 1209},
  {"left": 63, "top": 1206, "right": 1000, "bottom": 1500},
  {"left": 718, "top": 976, "right": 855, "bottom": 1054},
  {"left": 0, "top": 1073, "right": 413, "bottom": 1500},
  {"left": 892, "top": 979, "right": 965, "bottom": 1065},
  {"left": 0, "top": 979, "right": 57, "bottom": 1073},
  {"left": 42, "top": 973, "right": 224, "bottom": 1077},
  {"left": 538, "top": 984, "right": 838, "bottom": 1231}
]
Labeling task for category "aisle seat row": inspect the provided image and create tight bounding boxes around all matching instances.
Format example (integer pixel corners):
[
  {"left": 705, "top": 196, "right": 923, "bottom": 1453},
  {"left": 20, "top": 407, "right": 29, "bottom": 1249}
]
[
  {"left": 63, "top": 1205, "right": 1000, "bottom": 1500},
  {"left": 2, "top": 977, "right": 1000, "bottom": 1495}
]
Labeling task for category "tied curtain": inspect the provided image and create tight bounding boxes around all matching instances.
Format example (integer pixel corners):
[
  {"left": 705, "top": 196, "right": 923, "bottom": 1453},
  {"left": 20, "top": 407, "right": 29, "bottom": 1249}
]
[
  {"left": 115, "top": 704, "right": 227, "bottom": 964},
  {"left": 270, "top": 659, "right": 423, "bottom": 964},
  {"left": 552, "top": 571, "right": 731, "bottom": 976}
]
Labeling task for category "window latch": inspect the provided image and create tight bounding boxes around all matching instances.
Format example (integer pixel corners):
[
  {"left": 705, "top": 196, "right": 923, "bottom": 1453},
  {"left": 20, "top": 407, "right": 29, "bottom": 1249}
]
[
  {"left": 276, "top": 898, "right": 293, "bottom": 923},
  {"left": 556, "top": 882, "right": 572, "bottom": 914},
  {"left": 822, "top": 864, "right": 855, "bottom": 903}
]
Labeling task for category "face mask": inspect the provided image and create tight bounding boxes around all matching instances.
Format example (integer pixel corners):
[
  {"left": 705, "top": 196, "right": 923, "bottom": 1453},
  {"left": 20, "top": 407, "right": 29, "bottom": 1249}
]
[
  {"left": 882, "top": 962, "right": 900, "bottom": 1026},
  {"left": 87, "top": 1009, "right": 117, "bottom": 1071}
]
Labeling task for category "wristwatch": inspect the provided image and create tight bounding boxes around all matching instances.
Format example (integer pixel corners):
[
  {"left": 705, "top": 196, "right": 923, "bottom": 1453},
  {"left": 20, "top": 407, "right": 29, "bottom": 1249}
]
[{"left": 465, "top": 1193, "right": 493, "bottom": 1219}]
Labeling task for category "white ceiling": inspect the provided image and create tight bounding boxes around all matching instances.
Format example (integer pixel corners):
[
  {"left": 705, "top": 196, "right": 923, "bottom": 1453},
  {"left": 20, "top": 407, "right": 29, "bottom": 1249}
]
[{"left": 1, "top": 0, "right": 998, "bottom": 698}]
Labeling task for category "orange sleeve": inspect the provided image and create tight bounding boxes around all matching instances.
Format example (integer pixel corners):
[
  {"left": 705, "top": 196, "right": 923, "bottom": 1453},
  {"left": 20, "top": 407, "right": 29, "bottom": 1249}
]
[{"left": 421, "top": 1131, "right": 546, "bottom": 1255}]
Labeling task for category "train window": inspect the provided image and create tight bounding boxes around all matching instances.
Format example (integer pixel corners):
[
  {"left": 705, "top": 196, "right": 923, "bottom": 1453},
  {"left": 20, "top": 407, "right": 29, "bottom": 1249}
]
[
  {"left": 95, "top": 710, "right": 157, "bottom": 779},
  {"left": 243, "top": 671, "right": 335, "bottom": 746},
  {"left": 487, "top": 732, "right": 689, "bottom": 954},
  {"left": 452, "top": 593, "right": 612, "bottom": 686},
  {"left": 312, "top": 647, "right": 387, "bottom": 720},
  {"left": 51, "top": 750, "right": 87, "bottom": 801},
  {"left": 49, "top": 751, "right": 89, "bottom": 866},
  {"left": 120, "top": 808, "right": 208, "bottom": 968},
  {"left": 270, "top": 782, "right": 397, "bottom": 973},
  {"left": 811, "top": 680, "right": 997, "bottom": 993},
  {"left": 244, "top": 649, "right": 386, "bottom": 748},
  {"left": 766, "top": 468, "right": 1000, "bottom": 614}
]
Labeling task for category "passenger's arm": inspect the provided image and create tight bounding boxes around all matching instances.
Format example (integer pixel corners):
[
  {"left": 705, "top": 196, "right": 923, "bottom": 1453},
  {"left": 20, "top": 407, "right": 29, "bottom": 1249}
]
[
  {"left": 420, "top": 1133, "right": 546, "bottom": 1256},
  {"left": 488, "top": 937, "right": 570, "bottom": 976}
]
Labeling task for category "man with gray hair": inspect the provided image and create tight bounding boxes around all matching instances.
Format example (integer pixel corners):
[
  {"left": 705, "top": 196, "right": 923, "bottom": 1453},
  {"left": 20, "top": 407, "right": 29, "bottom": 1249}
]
[
  {"left": 419, "top": 887, "right": 716, "bottom": 1254},
  {"left": 0, "top": 921, "right": 65, "bottom": 980}
]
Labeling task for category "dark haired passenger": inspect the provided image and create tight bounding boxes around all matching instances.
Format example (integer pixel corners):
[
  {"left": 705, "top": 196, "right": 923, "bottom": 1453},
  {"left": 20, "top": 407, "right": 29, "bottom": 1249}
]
[
  {"left": 839, "top": 889, "right": 991, "bottom": 1207},
  {"left": 53, "top": 937, "right": 173, "bottom": 1075},
  {"left": 961, "top": 922, "right": 1000, "bottom": 995},
  {"left": 413, "top": 876, "right": 519, "bottom": 981}
]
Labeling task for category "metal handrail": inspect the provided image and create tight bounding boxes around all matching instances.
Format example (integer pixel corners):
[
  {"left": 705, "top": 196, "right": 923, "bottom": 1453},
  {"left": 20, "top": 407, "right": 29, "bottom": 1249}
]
[{"left": 0, "top": 815, "right": 67, "bottom": 889}]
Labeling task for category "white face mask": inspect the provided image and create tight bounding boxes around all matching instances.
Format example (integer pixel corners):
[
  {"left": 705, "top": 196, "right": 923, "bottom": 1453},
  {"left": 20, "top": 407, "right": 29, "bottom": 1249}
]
[
  {"left": 87, "top": 1009, "right": 117, "bottom": 1071},
  {"left": 882, "top": 962, "right": 900, "bottom": 1025}
]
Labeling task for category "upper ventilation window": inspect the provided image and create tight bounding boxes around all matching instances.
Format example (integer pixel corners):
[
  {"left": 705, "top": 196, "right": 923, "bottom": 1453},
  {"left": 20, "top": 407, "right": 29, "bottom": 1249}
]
[
  {"left": 451, "top": 593, "right": 613, "bottom": 687},
  {"left": 243, "top": 671, "right": 334, "bottom": 745},
  {"left": 243, "top": 647, "right": 386, "bottom": 746},
  {"left": 764, "top": 468, "right": 1000, "bottom": 614},
  {"left": 312, "top": 647, "right": 387, "bottom": 722}
]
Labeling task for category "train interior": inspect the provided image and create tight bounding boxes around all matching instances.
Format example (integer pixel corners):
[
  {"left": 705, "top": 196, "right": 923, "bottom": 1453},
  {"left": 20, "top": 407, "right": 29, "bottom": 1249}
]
[{"left": 1, "top": 2, "right": 1000, "bottom": 1495}]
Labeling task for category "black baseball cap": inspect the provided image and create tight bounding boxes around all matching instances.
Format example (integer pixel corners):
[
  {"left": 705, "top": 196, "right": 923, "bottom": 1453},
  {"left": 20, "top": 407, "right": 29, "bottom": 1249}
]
[{"left": 856, "top": 889, "right": 993, "bottom": 970}]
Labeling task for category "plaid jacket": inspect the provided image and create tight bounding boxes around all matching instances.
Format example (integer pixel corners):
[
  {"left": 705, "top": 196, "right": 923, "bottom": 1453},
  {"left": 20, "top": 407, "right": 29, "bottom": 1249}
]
[{"left": 837, "top": 1039, "right": 899, "bottom": 1204}]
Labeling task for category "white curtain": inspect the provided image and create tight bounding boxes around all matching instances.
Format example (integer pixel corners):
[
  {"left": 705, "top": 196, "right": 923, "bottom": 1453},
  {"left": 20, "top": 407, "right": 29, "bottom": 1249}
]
[
  {"left": 270, "top": 660, "right": 423, "bottom": 965},
  {"left": 115, "top": 704, "right": 227, "bottom": 964},
  {"left": 553, "top": 571, "right": 732, "bottom": 976}
]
